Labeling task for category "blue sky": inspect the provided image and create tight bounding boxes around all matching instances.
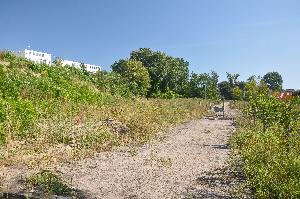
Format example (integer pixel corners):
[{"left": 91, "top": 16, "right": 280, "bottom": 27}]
[{"left": 1, "top": 0, "right": 300, "bottom": 88}]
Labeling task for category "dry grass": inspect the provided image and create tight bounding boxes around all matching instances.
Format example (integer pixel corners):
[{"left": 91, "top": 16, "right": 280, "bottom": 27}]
[
  {"left": 0, "top": 52, "right": 211, "bottom": 172},
  {"left": 0, "top": 98, "right": 210, "bottom": 168}
]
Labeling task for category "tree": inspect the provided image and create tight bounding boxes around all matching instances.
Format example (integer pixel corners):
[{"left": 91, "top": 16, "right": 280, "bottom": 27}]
[
  {"left": 218, "top": 81, "right": 232, "bottom": 100},
  {"left": 218, "top": 72, "right": 240, "bottom": 100},
  {"left": 244, "top": 75, "right": 270, "bottom": 100},
  {"left": 247, "top": 75, "right": 261, "bottom": 83},
  {"left": 111, "top": 59, "right": 150, "bottom": 96},
  {"left": 226, "top": 72, "right": 240, "bottom": 88},
  {"left": 188, "top": 71, "right": 219, "bottom": 99},
  {"left": 262, "top": 71, "right": 283, "bottom": 91},
  {"left": 130, "top": 48, "right": 189, "bottom": 97}
]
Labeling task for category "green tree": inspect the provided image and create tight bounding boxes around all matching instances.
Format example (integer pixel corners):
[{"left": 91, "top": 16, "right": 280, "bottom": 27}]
[
  {"left": 188, "top": 71, "right": 219, "bottom": 99},
  {"left": 111, "top": 59, "right": 150, "bottom": 96},
  {"left": 262, "top": 71, "right": 283, "bottom": 91},
  {"left": 130, "top": 48, "right": 189, "bottom": 97},
  {"left": 218, "top": 81, "right": 232, "bottom": 100},
  {"left": 218, "top": 72, "right": 240, "bottom": 100},
  {"left": 244, "top": 75, "right": 270, "bottom": 100},
  {"left": 226, "top": 72, "right": 240, "bottom": 88}
]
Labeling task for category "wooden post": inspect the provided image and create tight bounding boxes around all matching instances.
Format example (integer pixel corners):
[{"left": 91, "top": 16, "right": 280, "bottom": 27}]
[{"left": 222, "top": 99, "right": 225, "bottom": 118}]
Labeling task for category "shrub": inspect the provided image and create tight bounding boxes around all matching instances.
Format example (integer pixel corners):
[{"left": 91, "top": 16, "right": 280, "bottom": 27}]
[
  {"left": 232, "top": 94, "right": 300, "bottom": 198},
  {"left": 12, "top": 99, "right": 37, "bottom": 138},
  {"left": 26, "top": 170, "right": 73, "bottom": 196}
]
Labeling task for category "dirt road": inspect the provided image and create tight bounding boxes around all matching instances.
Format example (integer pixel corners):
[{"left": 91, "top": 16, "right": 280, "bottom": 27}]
[
  {"left": 1, "top": 103, "right": 237, "bottom": 198},
  {"left": 58, "top": 103, "right": 236, "bottom": 198}
]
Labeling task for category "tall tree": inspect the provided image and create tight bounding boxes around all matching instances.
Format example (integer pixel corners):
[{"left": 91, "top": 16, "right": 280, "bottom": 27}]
[
  {"left": 218, "top": 72, "right": 240, "bottom": 100},
  {"left": 111, "top": 59, "right": 150, "bottom": 96},
  {"left": 218, "top": 81, "right": 232, "bottom": 100},
  {"left": 188, "top": 71, "right": 219, "bottom": 99},
  {"left": 130, "top": 48, "right": 189, "bottom": 96},
  {"left": 226, "top": 72, "right": 240, "bottom": 87},
  {"left": 262, "top": 71, "right": 283, "bottom": 91}
]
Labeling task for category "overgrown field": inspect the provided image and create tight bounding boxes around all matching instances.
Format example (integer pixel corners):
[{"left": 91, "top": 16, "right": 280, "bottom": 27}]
[
  {"left": 0, "top": 52, "right": 210, "bottom": 168},
  {"left": 231, "top": 95, "right": 300, "bottom": 198}
]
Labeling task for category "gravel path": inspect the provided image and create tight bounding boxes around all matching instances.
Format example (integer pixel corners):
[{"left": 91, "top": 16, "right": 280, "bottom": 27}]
[{"left": 58, "top": 103, "right": 236, "bottom": 198}]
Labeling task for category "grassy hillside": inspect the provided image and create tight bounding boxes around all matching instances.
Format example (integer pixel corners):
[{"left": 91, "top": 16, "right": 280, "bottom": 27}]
[{"left": 0, "top": 52, "right": 210, "bottom": 167}]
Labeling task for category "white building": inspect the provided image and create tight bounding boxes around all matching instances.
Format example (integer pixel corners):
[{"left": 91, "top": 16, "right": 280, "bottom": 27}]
[
  {"left": 14, "top": 48, "right": 101, "bottom": 72},
  {"left": 15, "top": 49, "right": 51, "bottom": 65},
  {"left": 61, "top": 59, "right": 101, "bottom": 73}
]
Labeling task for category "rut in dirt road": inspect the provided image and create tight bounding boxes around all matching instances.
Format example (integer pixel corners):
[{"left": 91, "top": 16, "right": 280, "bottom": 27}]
[{"left": 59, "top": 103, "right": 237, "bottom": 199}]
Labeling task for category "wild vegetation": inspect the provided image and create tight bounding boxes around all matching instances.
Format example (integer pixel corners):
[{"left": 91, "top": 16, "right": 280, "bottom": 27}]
[
  {"left": 231, "top": 94, "right": 300, "bottom": 198},
  {"left": 0, "top": 51, "right": 212, "bottom": 168},
  {"left": 0, "top": 48, "right": 295, "bottom": 197},
  {"left": 26, "top": 170, "right": 75, "bottom": 196}
]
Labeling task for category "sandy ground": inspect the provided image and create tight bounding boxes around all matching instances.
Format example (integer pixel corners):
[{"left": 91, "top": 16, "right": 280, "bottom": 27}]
[
  {"left": 1, "top": 102, "right": 239, "bottom": 198},
  {"left": 57, "top": 102, "right": 237, "bottom": 198}
]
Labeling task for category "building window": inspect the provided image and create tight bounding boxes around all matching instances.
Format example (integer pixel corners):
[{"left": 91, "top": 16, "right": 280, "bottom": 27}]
[
  {"left": 29, "top": 52, "right": 31, "bottom": 54},
  {"left": 42, "top": 54, "right": 44, "bottom": 57},
  {"left": 33, "top": 52, "right": 35, "bottom": 55}
]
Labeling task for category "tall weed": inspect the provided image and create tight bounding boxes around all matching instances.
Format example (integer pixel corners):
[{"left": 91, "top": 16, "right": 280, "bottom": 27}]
[{"left": 232, "top": 94, "right": 300, "bottom": 198}]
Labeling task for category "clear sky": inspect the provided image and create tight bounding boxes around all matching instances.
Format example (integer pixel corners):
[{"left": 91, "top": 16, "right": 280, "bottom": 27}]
[{"left": 1, "top": 0, "right": 299, "bottom": 88}]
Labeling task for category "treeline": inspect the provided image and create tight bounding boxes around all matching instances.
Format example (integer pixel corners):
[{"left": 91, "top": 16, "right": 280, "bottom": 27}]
[
  {"left": 218, "top": 71, "right": 283, "bottom": 100},
  {"left": 6, "top": 48, "right": 284, "bottom": 100},
  {"left": 76, "top": 48, "right": 283, "bottom": 99}
]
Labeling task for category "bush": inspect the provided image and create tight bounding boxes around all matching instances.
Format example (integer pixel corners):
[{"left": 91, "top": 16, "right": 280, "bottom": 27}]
[
  {"left": 26, "top": 170, "right": 73, "bottom": 196},
  {"left": 152, "top": 88, "right": 182, "bottom": 99},
  {"left": 12, "top": 99, "right": 37, "bottom": 138},
  {"left": 232, "top": 94, "right": 300, "bottom": 198}
]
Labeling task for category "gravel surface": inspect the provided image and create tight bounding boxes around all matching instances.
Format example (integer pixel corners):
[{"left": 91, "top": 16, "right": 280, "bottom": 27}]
[{"left": 58, "top": 103, "right": 236, "bottom": 198}]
